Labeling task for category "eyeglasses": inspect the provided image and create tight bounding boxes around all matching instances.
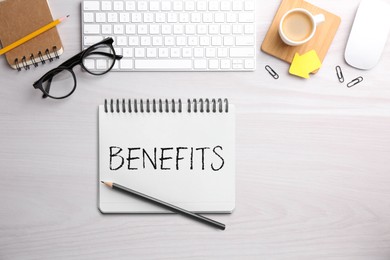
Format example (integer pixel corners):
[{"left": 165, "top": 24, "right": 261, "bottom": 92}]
[{"left": 33, "top": 37, "right": 122, "bottom": 99}]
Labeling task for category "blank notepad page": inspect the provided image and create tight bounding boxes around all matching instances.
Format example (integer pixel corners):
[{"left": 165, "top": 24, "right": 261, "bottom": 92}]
[{"left": 98, "top": 99, "right": 235, "bottom": 213}]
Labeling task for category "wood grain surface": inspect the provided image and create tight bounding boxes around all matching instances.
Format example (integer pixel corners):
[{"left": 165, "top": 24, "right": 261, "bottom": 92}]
[
  {"left": 1, "top": 0, "right": 390, "bottom": 259},
  {"left": 261, "top": 0, "right": 341, "bottom": 67}
]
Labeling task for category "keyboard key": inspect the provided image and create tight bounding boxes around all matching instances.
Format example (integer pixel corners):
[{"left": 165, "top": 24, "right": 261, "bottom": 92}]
[
  {"left": 230, "top": 48, "right": 255, "bottom": 57},
  {"left": 209, "top": 59, "right": 219, "bottom": 69},
  {"left": 209, "top": 1, "right": 219, "bottom": 10},
  {"left": 107, "top": 13, "right": 118, "bottom": 22},
  {"left": 134, "top": 48, "right": 145, "bottom": 57},
  {"left": 244, "top": 1, "right": 255, "bottom": 11},
  {"left": 96, "top": 59, "right": 107, "bottom": 69},
  {"left": 188, "top": 36, "right": 198, "bottom": 46},
  {"left": 83, "top": 58, "right": 95, "bottom": 70},
  {"left": 156, "top": 13, "right": 166, "bottom": 23},
  {"left": 162, "top": 25, "right": 172, "bottom": 34},
  {"left": 221, "top": 25, "right": 231, "bottom": 34},
  {"left": 83, "top": 13, "right": 94, "bottom": 23},
  {"left": 101, "top": 1, "right": 112, "bottom": 10},
  {"left": 220, "top": 1, "right": 231, "bottom": 11},
  {"left": 150, "top": 1, "right": 159, "bottom": 11},
  {"left": 179, "top": 13, "right": 189, "bottom": 23},
  {"left": 125, "top": 24, "right": 136, "bottom": 34},
  {"left": 185, "top": 25, "right": 196, "bottom": 35},
  {"left": 244, "top": 24, "right": 255, "bottom": 34},
  {"left": 205, "top": 48, "right": 216, "bottom": 57},
  {"left": 232, "top": 60, "right": 243, "bottom": 69},
  {"left": 167, "top": 13, "right": 178, "bottom": 23},
  {"left": 171, "top": 48, "right": 181, "bottom": 58},
  {"left": 96, "top": 13, "right": 106, "bottom": 22},
  {"left": 123, "top": 48, "right": 133, "bottom": 57},
  {"left": 84, "top": 24, "right": 100, "bottom": 34},
  {"left": 138, "top": 24, "right": 148, "bottom": 34},
  {"left": 183, "top": 48, "right": 192, "bottom": 57},
  {"left": 113, "top": 1, "right": 124, "bottom": 10},
  {"left": 215, "top": 13, "right": 224, "bottom": 23},
  {"left": 84, "top": 36, "right": 103, "bottom": 45},
  {"left": 197, "top": 1, "right": 207, "bottom": 11},
  {"left": 135, "top": 60, "right": 192, "bottom": 69},
  {"left": 149, "top": 25, "right": 160, "bottom": 34},
  {"left": 117, "top": 36, "right": 127, "bottom": 45},
  {"left": 114, "top": 47, "right": 122, "bottom": 55},
  {"left": 239, "top": 13, "right": 255, "bottom": 23},
  {"left": 217, "top": 48, "right": 228, "bottom": 57},
  {"left": 152, "top": 36, "right": 163, "bottom": 45},
  {"left": 209, "top": 25, "right": 219, "bottom": 34},
  {"left": 185, "top": 1, "right": 195, "bottom": 11},
  {"left": 226, "top": 13, "right": 237, "bottom": 23},
  {"left": 199, "top": 36, "right": 210, "bottom": 46},
  {"left": 194, "top": 60, "right": 207, "bottom": 69},
  {"left": 173, "top": 1, "right": 183, "bottom": 11},
  {"left": 194, "top": 48, "right": 204, "bottom": 57},
  {"left": 146, "top": 48, "right": 157, "bottom": 57},
  {"left": 102, "top": 24, "right": 112, "bottom": 34},
  {"left": 220, "top": 59, "right": 231, "bottom": 69},
  {"left": 164, "top": 36, "right": 175, "bottom": 46},
  {"left": 114, "top": 24, "right": 124, "bottom": 34},
  {"left": 223, "top": 36, "right": 234, "bottom": 45},
  {"left": 158, "top": 48, "right": 169, "bottom": 58},
  {"left": 162, "top": 1, "right": 172, "bottom": 10},
  {"left": 140, "top": 36, "right": 151, "bottom": 46},
  {"left": 203, "top": 13, "right": 213, "bottom": 23},
  {"left": 138, "top": 1, "right": 148, "bottom": 11},
  {"left": 120, "top": 59, "right": 133, "bottom": 69},
  {"left": 174, "top": 25, "right": 184, "bottom": 34},
  {"left": 128, "top": 36, "right": 139, "bottom": 45},
  {"left": 211, "top": 36, "right": 222, "bottom": 45},
  {"left": 84, "top": 1, "right": 99, "bottom": 10},
  {"left": 191, "top": 13, "right": 201, "bottom": 23},
  {"left": 131, "top": 13, "right": 142, "bottom": 23},
  {"left": 244, "top": 59, "right": 255, "bottom": 69},
  {"left": 125, "top": 1, "right": 136, "bottom": 10},
  {"left": 176, "top": 36, "right": 186, "bottom": 45},
  {"left": 119, "top": 13, "right": 130, "bottom": 23},
  {"left": 236, "top": 36, "right": 255, "bottom": 46},
  {"left": 232, "top": 1, "right": 243, "bottom": 11}
]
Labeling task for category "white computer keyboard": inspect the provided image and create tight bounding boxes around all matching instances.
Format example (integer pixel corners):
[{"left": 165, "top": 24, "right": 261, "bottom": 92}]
[{"left": 81, "top": 0, "right": 256, "bottom": 71}]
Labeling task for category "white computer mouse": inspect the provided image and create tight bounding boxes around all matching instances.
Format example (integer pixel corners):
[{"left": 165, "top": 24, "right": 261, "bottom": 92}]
[{"left": 345, "top": 0, "right": 390, "bottom": 70}]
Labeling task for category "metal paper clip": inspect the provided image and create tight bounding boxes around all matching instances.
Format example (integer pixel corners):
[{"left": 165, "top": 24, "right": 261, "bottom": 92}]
[
  {"left": 265, "top": 65, "right": 279, "bottom": 79},
  {"left": 335, "top": 66, "right": 344, "bottom": 83},
  {"left": 347, "top": 76, "right": 363, "bottom": 88}
]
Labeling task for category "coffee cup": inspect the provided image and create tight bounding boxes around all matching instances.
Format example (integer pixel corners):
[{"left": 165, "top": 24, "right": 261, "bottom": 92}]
[{"left": 278, "top": 8, "right": 325, "bottom": 46}]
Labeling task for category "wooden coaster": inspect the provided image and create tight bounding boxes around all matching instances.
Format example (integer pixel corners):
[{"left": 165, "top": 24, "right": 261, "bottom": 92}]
[{"left": 261, "top": 0, "right": 341, "bottom": 72}]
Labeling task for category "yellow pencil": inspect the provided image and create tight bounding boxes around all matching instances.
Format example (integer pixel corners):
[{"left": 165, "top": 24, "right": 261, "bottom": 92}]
[{"left": 0, "top": 15, "right": 69, "bottom": 56}]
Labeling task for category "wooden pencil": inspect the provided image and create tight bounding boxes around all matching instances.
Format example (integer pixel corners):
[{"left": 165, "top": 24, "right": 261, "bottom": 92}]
[{"left": 101, "top": 181, "right": 226, "bottom": 230}]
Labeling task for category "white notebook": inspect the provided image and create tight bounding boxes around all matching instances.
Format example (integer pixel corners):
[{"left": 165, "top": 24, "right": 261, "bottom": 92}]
[{"left": 98, "top": 98, "right": 235, "bottom": 213}]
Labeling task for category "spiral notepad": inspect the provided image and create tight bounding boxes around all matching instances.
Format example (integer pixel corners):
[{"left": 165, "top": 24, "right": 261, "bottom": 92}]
[
  {"left": 99, "top": 99, "right": 235, "bottom": 213},
  {"left": 0, "top": 0, "right": 63, "bottom": 70}
]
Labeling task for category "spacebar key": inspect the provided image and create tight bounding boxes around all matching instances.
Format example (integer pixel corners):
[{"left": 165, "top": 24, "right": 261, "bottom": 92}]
[{"left": 135, "top": 60, "right": 192, "bottom": 70}]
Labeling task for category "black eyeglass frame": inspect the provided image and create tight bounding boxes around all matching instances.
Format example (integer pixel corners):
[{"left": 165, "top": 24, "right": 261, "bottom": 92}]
[{"left": 33, "top": 37, "right": 123, "bottom": 99}]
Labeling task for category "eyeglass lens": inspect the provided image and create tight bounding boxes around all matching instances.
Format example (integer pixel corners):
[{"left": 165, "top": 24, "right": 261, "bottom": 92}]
[
  {"left": 82, "top": 43, "right": 116, "bottom": 75},
  {"left": 41, "top": 68, "right": 76, "bottom": 99}
]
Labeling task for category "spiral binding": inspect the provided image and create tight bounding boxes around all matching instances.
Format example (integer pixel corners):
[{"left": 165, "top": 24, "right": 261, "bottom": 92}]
[
  {"left": 14, "top": 46, "right": 59, "bottom": 71},
  {"left": 104, "top": 98, "right": 229, "bottom": 114}
]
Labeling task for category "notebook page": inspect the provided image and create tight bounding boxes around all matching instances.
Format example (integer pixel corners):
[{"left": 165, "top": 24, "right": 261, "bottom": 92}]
[{"left": 98, "top": 102, "right": 235, "bottom": 213}]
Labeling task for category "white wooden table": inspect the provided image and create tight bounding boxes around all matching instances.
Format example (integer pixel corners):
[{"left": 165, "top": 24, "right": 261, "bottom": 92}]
[{"left": 1, "top": 0, "right": 390, "bottom": 259}]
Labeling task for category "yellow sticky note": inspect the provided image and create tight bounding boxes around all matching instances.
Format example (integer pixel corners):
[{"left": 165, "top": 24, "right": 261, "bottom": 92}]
[{"left": 289, "top": 50, "right": 322, "bottom": 79}]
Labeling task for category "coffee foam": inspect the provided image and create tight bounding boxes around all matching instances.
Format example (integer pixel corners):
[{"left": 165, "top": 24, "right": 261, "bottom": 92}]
[{"left": 282, "top": 12, "right": 313, "bottom": 42}]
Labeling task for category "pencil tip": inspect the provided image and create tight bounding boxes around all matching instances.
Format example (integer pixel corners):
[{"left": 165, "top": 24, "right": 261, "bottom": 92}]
[
  {"left": 101, "top": 181, "right": 105, "bottom": 184},
  {"left": 66, "top": 15, "right": 70, "bottom": 17}
]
